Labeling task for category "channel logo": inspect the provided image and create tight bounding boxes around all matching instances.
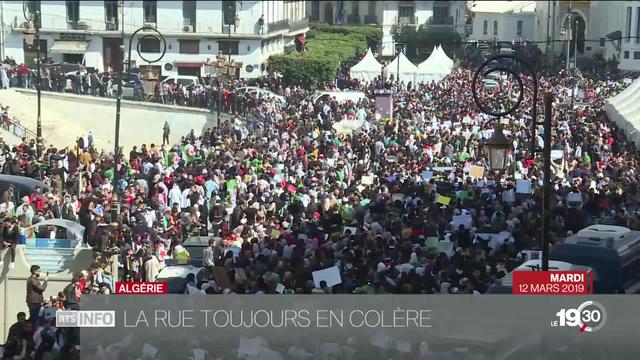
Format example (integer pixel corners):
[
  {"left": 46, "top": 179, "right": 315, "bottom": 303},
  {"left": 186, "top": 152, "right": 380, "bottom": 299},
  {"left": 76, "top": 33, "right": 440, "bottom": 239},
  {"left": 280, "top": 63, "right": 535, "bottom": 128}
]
[
  {"left": 550, "top": 301, "right": 607, "bottom": 332},
  {"left": 56, "top": 310, "right": 116, "bottom": 328}
]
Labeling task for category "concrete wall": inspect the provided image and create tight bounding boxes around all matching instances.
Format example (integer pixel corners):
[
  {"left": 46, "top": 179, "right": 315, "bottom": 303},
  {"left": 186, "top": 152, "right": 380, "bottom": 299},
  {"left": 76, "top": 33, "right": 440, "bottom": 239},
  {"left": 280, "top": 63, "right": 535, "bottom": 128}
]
[
  {"left": 470, "top": 12, "right": 535, "bottom": 42},
  {"left": 0, "top": 245, "right": 94, "bottom": 342},
  {"left": 0, "top": 89, "right": 222, "bottom": 153}
]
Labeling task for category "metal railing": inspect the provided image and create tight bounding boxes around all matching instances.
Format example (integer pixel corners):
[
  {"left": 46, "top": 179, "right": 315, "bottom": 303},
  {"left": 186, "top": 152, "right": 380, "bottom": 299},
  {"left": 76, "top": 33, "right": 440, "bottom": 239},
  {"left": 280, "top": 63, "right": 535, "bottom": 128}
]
[
  {"left": 398, "top": 16, "right": 417, "bottom": 26},
  {"left": 427, "top": 16, "right": 454, "bottom": 25},
  {"left": 289, "top": 19, "right": 309, "bottom": 32},
  {"left": 268, "top": 20, "right": 289, "bottom": 32},
  {"left": 1, "top": 115, "right": 38, "bottom": 142},
  {"left": 364, "top": 15, "right": 378, "bottom": 24},
  {"left": 347, "top": 14, "right": 360, "bottom": 24}
]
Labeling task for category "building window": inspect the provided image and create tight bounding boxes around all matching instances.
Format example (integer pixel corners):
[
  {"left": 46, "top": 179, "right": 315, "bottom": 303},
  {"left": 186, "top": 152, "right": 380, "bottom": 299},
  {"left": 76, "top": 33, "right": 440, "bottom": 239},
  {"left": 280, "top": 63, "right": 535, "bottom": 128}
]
[
  {"left": 634, "top": 51, "right": 640, "bottom": 59},
  {"left": 222, "top": 0, "right": 236, "bottom": 25},
  {"left": 66, "top": 1, "right": 79, "bottom": 22},
  {"left": 351, "top": 1, "right": 359, "bottom": 16},
  {"left": 143, "top": 0, "right": 157, "bottom": 23},
  {"left": 517, "top": 20, "right": 523, "bottom": 36},
  {"left": 493, "top": 20, "right": 498, "bottom": 35},
  {"left": 399, "top": 5, "right": 414, "bottom": 18},
  {"left": 636, "top": 7, "right": 640, "bottom": 43},
  {"left": 483, "top": 20, "right": 488, "bottom": 35},
  {"left": 140, "top": 37, "right": 161, "bottom": 52},
  {"left": 179, "top": 40, "right": 199, "bottom": 54},
  {"left": 25, "top": 1, "right": 41, "bottom": 27},
  {"left": 219, "top": 40, "right": 239, "bottom": 55},
  {"left": 368, "top": 1, "right": 376, "bottom": 16},
  {"left": 626, "top": 7, "right": 632, "bottom": 43},
  {"left": 105, "top": 1, "right": 118, "bottom": 28},
  {"left": 624, "top": 51, "right": 629, "bottom": 59},
  {"left": 311, "top": 1, "right": 320, "bottom": 21},
  {"left": 183, "top": 0, "right": 196, "bottom": 27}
]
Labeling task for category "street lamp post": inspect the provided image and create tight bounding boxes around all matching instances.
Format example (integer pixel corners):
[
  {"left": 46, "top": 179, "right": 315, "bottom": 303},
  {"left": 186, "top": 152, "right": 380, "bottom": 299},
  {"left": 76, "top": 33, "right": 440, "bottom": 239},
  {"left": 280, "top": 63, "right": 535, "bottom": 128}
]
[
  {"left": 472, "top": 54, "right": 554, "bottom": 271},
  {"left": 112, "top": 19, "right": 166, "bottom": 222},
  {"left": 23, "top": 3, "right": 43, "bottom": 157}
]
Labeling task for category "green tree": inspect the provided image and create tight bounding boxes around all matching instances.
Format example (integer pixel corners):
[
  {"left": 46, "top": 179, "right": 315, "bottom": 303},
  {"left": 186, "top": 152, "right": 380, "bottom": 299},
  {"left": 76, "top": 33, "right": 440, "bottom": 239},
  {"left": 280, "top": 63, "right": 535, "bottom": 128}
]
[{"left": 396, "top": 26, "right": 463, "bottom": 62}]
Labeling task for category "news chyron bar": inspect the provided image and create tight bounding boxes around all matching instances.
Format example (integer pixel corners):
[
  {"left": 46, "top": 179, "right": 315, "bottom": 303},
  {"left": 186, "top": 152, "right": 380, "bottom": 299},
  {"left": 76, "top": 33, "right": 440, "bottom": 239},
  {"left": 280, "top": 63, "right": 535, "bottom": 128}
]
[{"left": 62, "top": 273, "right": 640, "bottom": 360}]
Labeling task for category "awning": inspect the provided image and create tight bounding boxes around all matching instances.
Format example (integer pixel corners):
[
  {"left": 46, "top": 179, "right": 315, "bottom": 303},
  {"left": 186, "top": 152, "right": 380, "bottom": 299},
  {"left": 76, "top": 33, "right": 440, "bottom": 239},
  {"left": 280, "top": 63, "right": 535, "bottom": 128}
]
[
  {"left": 174, "top": 61, "right": 203, "bottom": 68},
  {"left": 295, "top": 34, "right": 306, "bottom": 46},
  {"left": 49, "top": 41, "right": 88, "bottom": 54}
]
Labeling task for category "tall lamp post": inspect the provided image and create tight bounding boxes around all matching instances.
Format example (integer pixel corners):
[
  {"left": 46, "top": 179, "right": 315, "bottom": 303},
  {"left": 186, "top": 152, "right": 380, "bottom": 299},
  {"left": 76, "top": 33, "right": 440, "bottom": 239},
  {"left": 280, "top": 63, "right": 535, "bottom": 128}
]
[
  {"left": 23, "top": 3, "right": 43, "bottom": 157},
  {"left": 112, "top": 19, "right": 166, "bottom": 222},
  {"left": 472, "top": 54, "right": 554, "bottom": 271}
]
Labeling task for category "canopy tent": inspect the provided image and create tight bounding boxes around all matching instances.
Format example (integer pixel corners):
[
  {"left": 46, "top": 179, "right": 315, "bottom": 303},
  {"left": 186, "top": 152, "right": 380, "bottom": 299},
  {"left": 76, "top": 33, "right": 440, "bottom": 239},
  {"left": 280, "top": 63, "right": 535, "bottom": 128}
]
[
  {"left": 414, "top": 44, "right": 454, "bottom": 84},
  {"left": 350, "top": 48, "right": 382, "bottom": 82},
  {"left": 384, "top": 52, "right": 418, "bottom": 84},
  {"left": 605, "top": 76, "right": 640, "bottom": 146}
]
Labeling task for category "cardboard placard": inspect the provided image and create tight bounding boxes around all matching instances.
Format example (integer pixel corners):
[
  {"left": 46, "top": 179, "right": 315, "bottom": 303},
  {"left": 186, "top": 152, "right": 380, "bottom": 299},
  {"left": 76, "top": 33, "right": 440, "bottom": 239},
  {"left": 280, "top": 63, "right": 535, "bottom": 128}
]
[
  {"left": 392, "top": 193, "right": 406, "bottom": 202},
  {"left": 438, "top": 241, "right": 454, "bottom": 256},
  {"left": 361, "top": 175, "right": 374, "bottom": 185},
  {"left": 567, "top": 192, "right": 583, "bottom": 204},
  {"left": 343, "top": 226, "right": 357, "bottom": 235},
  {"left": 451, "top": 214, "right": 473, "bottom": 229},
  {"left": 469, "top": 165, "right": 485, "bottom": 179},
  {"left": 436, "top": 195, "right": 451, "bottom": 206},
  {"left": 426, "top": 237, "right": 439, "bottom": 249},
  {"left": 312, "top": 266, "right": 342, "bottom": 288}
]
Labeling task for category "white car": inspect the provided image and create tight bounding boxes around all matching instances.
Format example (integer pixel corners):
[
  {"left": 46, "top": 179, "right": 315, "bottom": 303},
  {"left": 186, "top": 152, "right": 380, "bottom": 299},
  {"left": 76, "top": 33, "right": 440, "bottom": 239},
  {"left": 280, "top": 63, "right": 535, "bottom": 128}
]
[
  {"left": 237, "top": 86, "right": 287, "bottom": 106},
  {"left": 161, "top": 75, "right": 203, "bottom": 87},
  {"left": 156, "top": 265, "right": 211, "bottom": 294}
]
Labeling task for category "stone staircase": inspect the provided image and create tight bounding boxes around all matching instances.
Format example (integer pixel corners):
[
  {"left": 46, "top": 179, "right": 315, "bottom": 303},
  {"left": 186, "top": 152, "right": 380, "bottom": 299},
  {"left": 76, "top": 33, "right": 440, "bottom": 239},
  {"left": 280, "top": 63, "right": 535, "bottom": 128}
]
[{"left": 24, "top": 238, "right": 80, "bottom": 274}]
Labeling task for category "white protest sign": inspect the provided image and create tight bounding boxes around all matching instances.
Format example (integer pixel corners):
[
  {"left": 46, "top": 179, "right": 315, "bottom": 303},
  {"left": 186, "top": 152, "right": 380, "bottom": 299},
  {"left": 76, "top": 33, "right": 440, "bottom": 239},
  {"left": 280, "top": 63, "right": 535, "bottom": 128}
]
[
  {"left": 475, "top": 231, "right": 513, "bottom": 249},
  {"left": 396, "top": 341, "right": 412, "bottom": 353},
  {"left": 451, "top": 214, "right": 473, "bottom": 229},
  {"left": 312, "top": 266, "right": 342, "bottom": 288},
  {"left": 275, "top": 283, "right": 285, "bottom": 294},
  {"left": 391, "top": 193, "right": 405, "bottom": 202},
  {"left": 361, "top": 175, "right": 374, "bottom": 185},
  {"left": 421, "top": 171, "right": 433, "bottom": 181},
  {"left": 142, "top": 343, "right": 158, "bottom": 359},
  {"left": 370, "top": 331, "right": 391, "bottom": 349},
  {"left": 239, "top": 337, "right": 263, "bottom": 356},
  {"left": 551, "top": 150, "right": 564, "bottom": 161},
  {"left": 516, "top": 179, "right": 532, "bottom": 194},
  {"left": 502, "top": 189, "right": 515, "bottom": 203},
  {"left": 438, "top": 241, "right": 454, "bottom": 256},
  {"left": 567, "top": 192, "right": 583, "bottom": 204},
  {"left": 343, "top": 226, "right": 357, "bottom": 235}
]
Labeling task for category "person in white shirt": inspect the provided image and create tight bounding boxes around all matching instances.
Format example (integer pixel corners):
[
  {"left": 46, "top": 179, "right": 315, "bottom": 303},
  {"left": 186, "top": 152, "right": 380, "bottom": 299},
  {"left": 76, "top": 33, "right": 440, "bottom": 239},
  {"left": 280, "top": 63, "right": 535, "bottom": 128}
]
[{"left": 168, "top": 184, "right": 181, "bottom": 208}]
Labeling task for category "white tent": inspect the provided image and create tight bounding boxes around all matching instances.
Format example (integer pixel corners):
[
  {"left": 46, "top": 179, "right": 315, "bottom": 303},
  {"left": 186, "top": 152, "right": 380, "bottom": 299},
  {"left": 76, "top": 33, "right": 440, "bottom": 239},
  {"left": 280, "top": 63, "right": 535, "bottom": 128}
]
[
  {"left": 385, "top": 52, "right": 418, "bottom": 84},
  {"left": 350, "top": 48, "right": 383, "bottom": 82},
  {"left": 414, "top": 44, "right": 454, "bottom": 84},
  {"left": 605, "top": 77, "right": 640, "bottom": 146}
]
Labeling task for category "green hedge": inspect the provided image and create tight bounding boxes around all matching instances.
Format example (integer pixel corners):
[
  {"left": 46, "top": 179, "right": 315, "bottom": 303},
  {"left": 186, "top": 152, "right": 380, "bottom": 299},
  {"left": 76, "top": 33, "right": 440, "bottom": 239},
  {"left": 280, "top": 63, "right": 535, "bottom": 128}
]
[{"left": 268, "top": 24, "right": 382, "bottom": 85}]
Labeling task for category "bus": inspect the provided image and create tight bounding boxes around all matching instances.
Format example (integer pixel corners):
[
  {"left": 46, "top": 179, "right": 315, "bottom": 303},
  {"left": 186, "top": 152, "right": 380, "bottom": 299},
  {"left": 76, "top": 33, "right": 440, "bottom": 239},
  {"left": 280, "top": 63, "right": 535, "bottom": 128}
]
[{"left": 550, "top": 225, "right": 640, "bottom": 294}]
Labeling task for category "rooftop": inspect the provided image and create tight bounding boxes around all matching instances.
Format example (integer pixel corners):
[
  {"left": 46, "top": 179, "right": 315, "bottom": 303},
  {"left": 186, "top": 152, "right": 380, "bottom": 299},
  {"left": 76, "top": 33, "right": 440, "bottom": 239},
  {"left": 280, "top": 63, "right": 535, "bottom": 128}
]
[{"left": 469, "top": 1, "right": 536, "bottom": 14}]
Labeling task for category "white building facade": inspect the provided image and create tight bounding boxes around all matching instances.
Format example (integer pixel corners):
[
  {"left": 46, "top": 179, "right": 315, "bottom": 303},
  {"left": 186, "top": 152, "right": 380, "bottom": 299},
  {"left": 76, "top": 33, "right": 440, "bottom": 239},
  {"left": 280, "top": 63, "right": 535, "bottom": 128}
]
[
  {"left": 0, "top": 0, "right": 308, "bottom": 79},
  {"left": 534, "top": 0, "right": 640, "bottom": 71},
  {"left": 468, "top": 1, "right": 536, "bottom": 42},
  {"left": 307, "top": 1, "right": 467, "bottom": 57}
]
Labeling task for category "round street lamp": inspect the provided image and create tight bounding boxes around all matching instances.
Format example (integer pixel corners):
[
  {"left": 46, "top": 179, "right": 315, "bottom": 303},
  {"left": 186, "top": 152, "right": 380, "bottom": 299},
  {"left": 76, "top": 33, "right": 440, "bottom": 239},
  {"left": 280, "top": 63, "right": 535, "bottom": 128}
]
[{"left": 485, "top": 127, "right": 511, "bottom": 171}]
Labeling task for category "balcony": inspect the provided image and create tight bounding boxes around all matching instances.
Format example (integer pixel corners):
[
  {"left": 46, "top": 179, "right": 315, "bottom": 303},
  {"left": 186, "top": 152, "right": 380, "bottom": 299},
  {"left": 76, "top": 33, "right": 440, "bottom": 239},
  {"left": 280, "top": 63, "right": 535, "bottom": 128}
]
[
  {"left": 426, "top": 16, "right": 454, "bottom": 29},
  {"left": 364, "top": 15, "right": 378, "bottom": 24},
  {"left": 347, "top": 14, "right": 360, "bottom": 24},
  {"left": 398, "top": 16, "right": 418, "bottom": 26},
  {"left": 268, "top": 20, "right": 289, "bottom": 32},
  {"left": 289, "top": 19, "right": 309, "bottom": 32}
]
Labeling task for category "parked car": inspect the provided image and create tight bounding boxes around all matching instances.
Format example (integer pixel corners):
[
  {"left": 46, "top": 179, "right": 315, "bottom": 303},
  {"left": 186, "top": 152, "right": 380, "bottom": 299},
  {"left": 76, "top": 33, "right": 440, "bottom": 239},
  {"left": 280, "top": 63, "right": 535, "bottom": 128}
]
[
  {"left": 237, "top": 86, "right": 287, "bottom": 106},
  {"left": 161, "top": 75, "right": 203, "bottom": 87},
  {"left": 156, "top": 265, "right": 212, "bottom": 294},
  {"left": 310, "top": 90, "right": 367, "bottom": 104}
]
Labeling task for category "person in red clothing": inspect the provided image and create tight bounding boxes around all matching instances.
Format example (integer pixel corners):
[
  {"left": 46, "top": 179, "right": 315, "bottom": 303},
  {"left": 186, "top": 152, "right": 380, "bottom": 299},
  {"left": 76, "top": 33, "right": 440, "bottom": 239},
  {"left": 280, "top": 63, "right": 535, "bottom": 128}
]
[{"left": 17, "top": 63, "right": 29, "bottom": 88}]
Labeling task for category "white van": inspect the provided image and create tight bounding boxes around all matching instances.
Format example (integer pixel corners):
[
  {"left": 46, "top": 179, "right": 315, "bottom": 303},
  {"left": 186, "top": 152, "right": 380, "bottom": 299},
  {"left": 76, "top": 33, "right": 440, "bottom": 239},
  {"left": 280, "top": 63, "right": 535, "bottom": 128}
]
[
  {"left": 161, "top": 75, "right": 203, "bottom": 87},
  {"left": 311, "top": 90, "right": 367, "bottom": 104}
]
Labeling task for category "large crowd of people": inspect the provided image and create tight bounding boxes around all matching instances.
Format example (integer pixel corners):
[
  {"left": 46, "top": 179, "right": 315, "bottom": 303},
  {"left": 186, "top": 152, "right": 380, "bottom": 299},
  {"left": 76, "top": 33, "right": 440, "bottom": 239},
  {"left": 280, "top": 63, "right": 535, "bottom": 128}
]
[{"left": 0, "top": 45, "right": 638, "bottom": 358}]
